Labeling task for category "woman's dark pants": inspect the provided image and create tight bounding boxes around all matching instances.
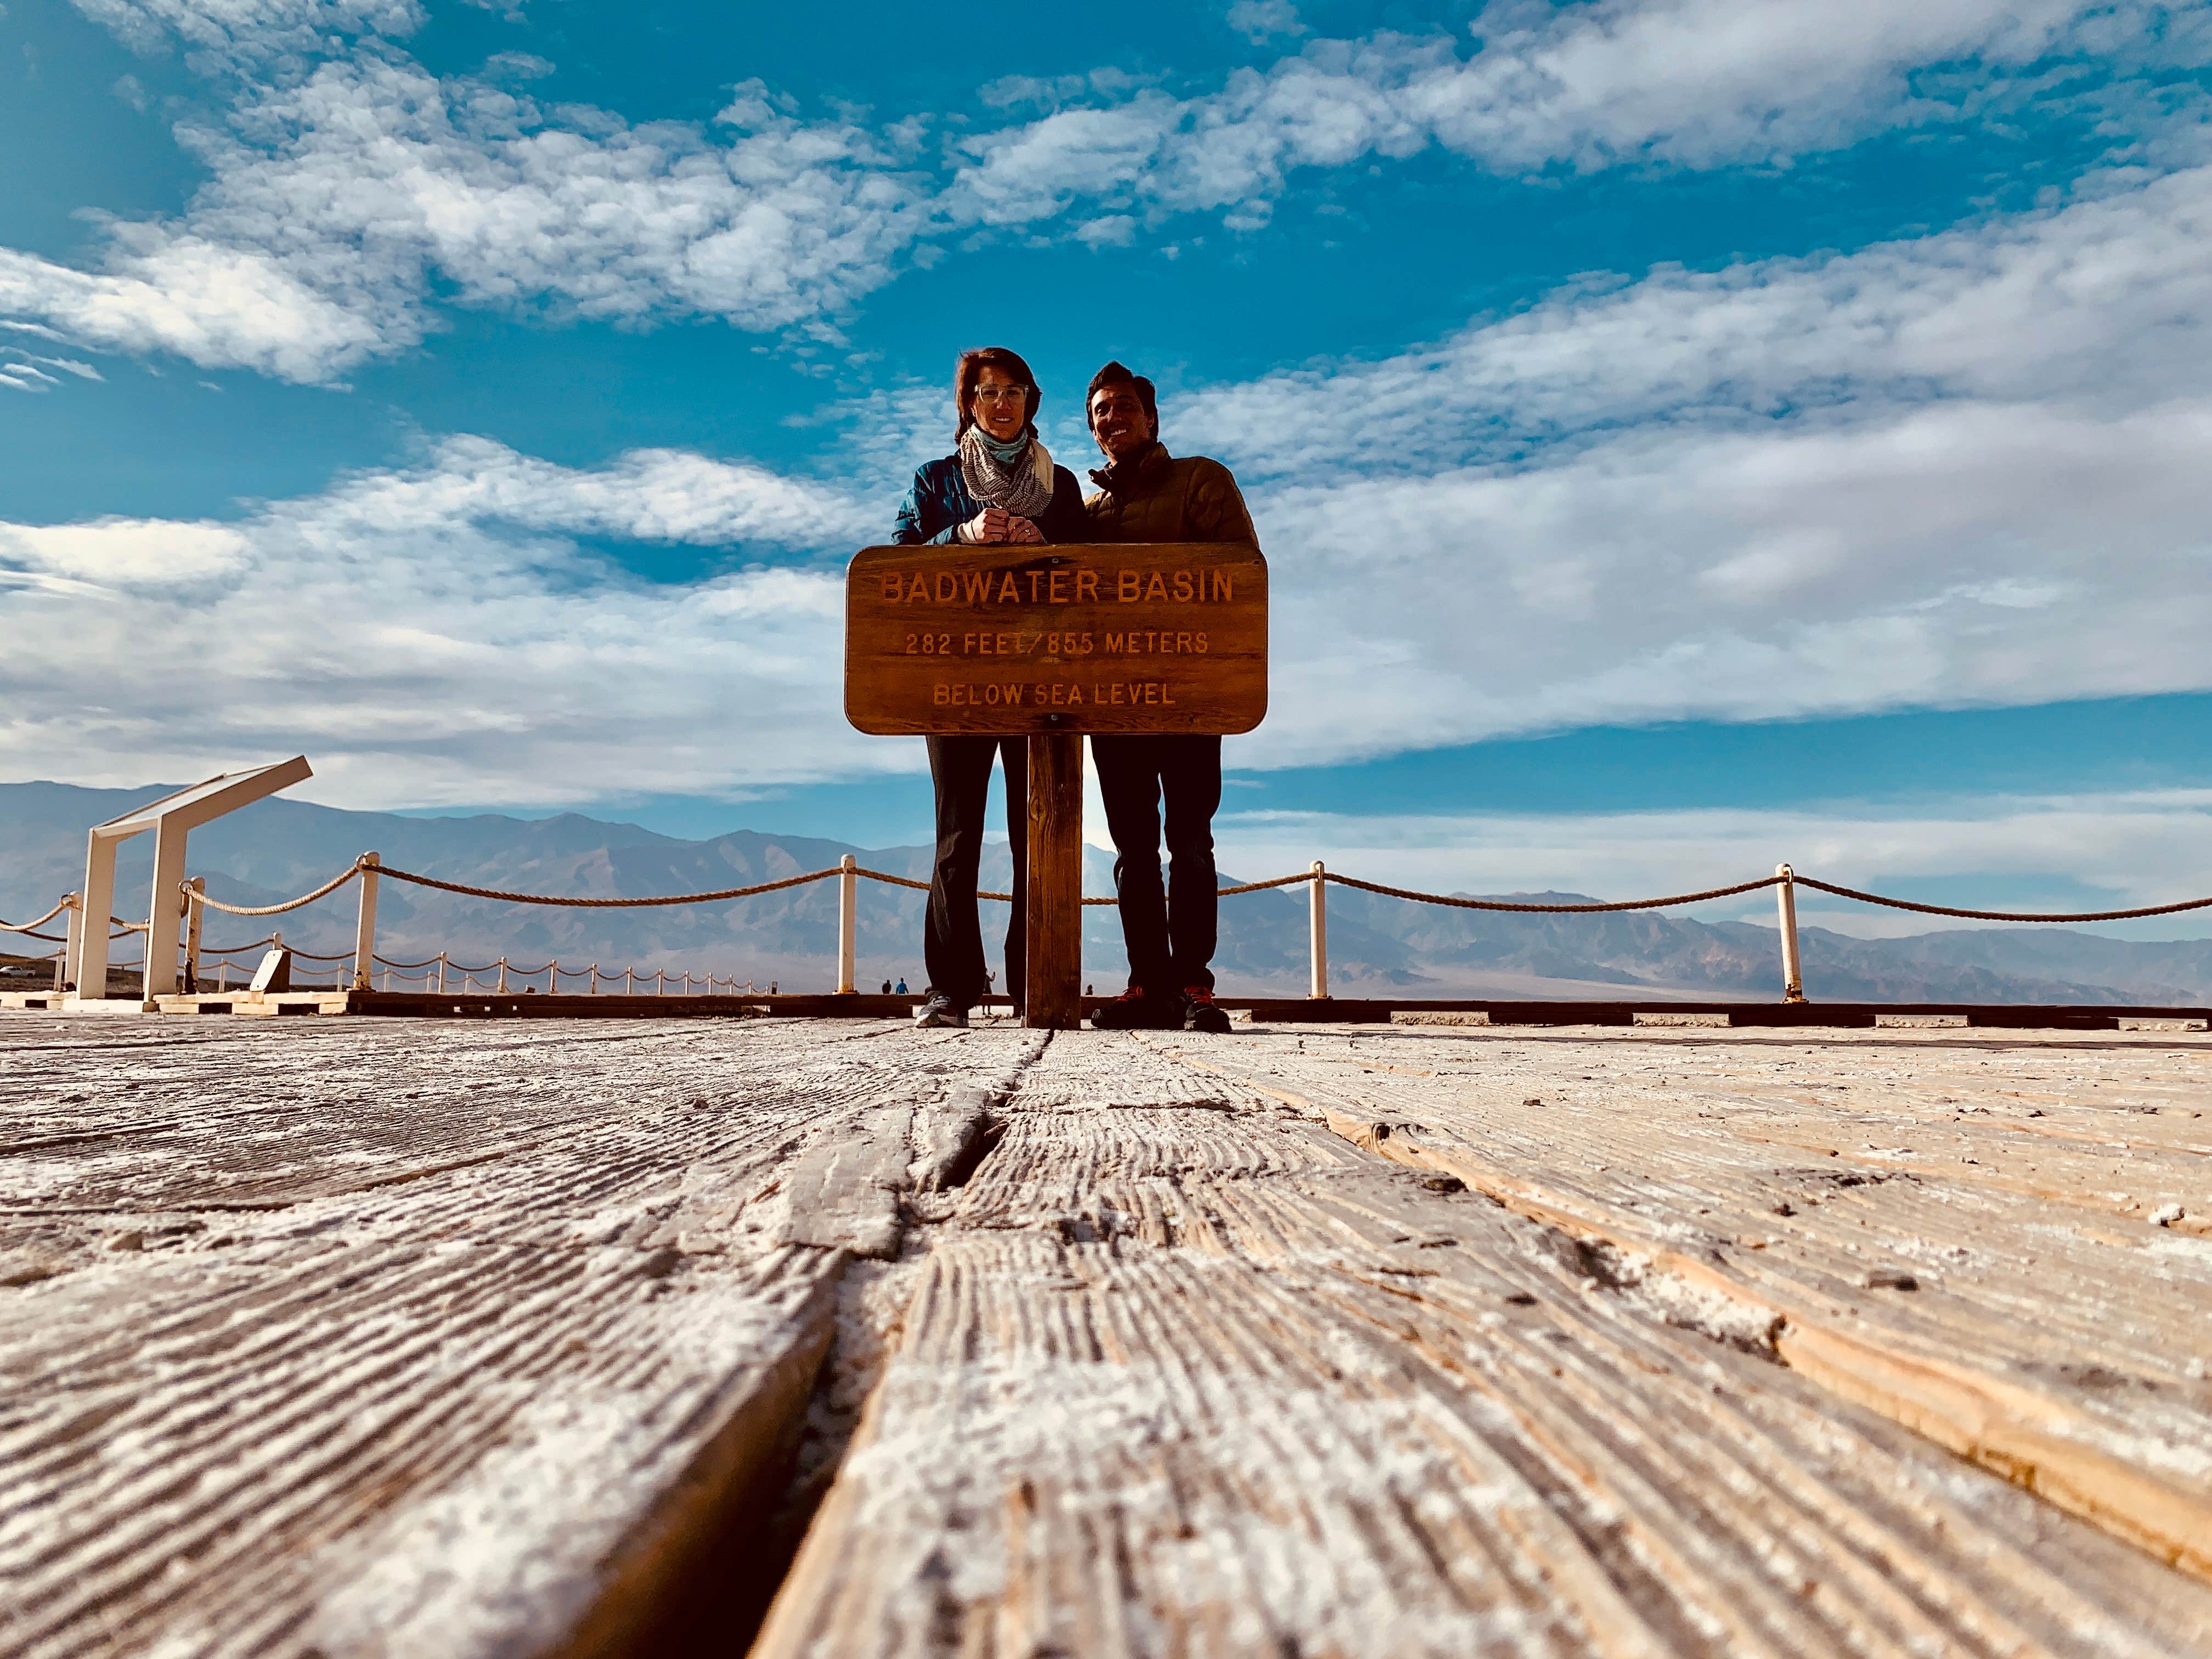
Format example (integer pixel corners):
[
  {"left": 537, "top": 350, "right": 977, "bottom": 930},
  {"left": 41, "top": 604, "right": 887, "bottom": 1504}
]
[
  {"left": 923, "top": 735, "right": 1027, "bottom": 1009},
  {"left": 1092, "top": 735, "right": 1222, "bottom": 996}
]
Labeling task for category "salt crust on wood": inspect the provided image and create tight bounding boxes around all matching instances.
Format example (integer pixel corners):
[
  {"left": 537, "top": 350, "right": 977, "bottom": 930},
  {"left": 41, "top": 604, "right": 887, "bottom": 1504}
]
[
  {"left": 1180, "top": 1025, "right": 2212, "bottom": 1586},
  {"left": 753, "top": 1029, "right": 2212, "bottom": 1657},
  {"left": 0, "top": 1015, "right": 1032, "bottom": 1658},
  {"left": 6, "top": 1014, "right": 2212, "bottom": 1656}
]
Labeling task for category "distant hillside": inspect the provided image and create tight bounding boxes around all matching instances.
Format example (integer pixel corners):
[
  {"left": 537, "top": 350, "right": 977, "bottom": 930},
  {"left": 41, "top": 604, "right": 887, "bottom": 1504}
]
[{"left": 4, "top": 781, "right": 2207, "bottom": 1003}]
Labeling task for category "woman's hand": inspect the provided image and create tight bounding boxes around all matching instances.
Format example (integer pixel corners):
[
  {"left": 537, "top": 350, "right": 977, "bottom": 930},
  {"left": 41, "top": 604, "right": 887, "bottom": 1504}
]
[
  {"left": 961, "top": 506, "right": 1015, "bottom": 544},
  {"left": 1005, "top": 515, "right": 1043, "bottom": 544}
]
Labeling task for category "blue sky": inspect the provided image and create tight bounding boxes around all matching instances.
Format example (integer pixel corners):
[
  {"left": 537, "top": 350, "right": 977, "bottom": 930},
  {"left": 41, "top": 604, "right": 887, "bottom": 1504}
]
[{"left": 3, "top": 0, "right": 2211, "bottom": 933}]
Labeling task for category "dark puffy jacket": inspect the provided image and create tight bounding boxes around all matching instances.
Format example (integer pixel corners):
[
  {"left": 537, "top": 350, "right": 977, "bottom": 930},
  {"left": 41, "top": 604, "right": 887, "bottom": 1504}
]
[
  {"left": 1081, "top": 442, "right": 1257, "bottom": 544},
  {"left": 891, "top": 453, "right": 1090, "bottom": 545}
]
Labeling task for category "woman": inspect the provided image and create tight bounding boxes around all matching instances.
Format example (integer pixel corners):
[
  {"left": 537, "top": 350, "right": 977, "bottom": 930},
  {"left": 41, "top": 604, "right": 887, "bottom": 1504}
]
[{"left": 893, "top": 346, "right": 1086, "bottom": 1028}]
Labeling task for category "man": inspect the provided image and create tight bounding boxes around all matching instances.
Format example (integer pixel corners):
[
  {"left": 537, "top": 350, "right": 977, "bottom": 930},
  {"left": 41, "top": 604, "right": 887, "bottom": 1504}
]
[{"left": 1081, "top": 360, "right": 1257, "bottom": 1034}]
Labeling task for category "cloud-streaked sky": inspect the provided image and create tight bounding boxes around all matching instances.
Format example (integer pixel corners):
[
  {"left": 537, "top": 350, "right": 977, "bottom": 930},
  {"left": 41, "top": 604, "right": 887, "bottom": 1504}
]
[{"left": 4, "top": 0, "right": 2211, "bottom": 929}]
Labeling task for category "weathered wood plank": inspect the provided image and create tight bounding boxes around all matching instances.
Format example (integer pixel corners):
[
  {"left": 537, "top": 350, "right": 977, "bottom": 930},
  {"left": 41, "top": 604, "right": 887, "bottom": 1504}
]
[
  {"left": 10, "top": 1013, "right": 2212, "bottom": 1656},
  {"left": 1026, "top": 735, "right": 1085, "bottom": 1030},
  {"left": 1180, "top": 1024, "right": 2212, "bottom": 1585},
  {"left": 752, "top": 1031, "right": 2212, "bottom": 1657},
  {"left": 0, "top": 1014, "right": 1039, "bottom": 1658}
]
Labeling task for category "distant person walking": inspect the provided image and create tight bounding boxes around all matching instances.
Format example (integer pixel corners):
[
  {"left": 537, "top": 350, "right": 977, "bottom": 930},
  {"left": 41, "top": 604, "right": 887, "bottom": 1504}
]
[
  {"left": 1081, "top": 361, "right": 1256, "bottom": 1034},
  {"left": 894, "top": 346, "right": 1088, "bottom": 1029}
]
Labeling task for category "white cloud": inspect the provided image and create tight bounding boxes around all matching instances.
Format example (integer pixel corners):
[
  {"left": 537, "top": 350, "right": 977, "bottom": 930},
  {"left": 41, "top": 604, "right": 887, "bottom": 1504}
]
[
  {"left": 0, "top": 61, "right": 929, "bottom": 381},
  {"left": 0, "top": 439, "right": 888, "bottom": 805},
  {"left": 0, "top": 346, "right": 105, "bottom": 387},
  {"left": 946, "top": 0, "right": 2210, "bottom": 226},
  {"left": 9, "top": 122, "right": 2211, "bottom": 803},
  {"left": 8, "top": 2, "right": 2212, "bottom": 815},
  {"left": 1215, "top": 791, "right": 2212, "bottom": 936},
  {"left": 18, "top": 1, "right": 2204, "bottom": 382},
  {"left": 1177, "top": 162, "right": 2212, "bottom": 478},
  {"left": 292, "top": 433, "right": 882, "bottom": 547},
  {"left": 1243, "top": 394, "right": 2212, "bottom": 762},
  {"left": 0, "top": 518, "right": 249, "bottom": 583},
  {"left": 1227, "top": 1, "right": 1306, "bottom": 46},
  {"left": 480, "top": 50, "right": 551, "bottom": 82},
  {"left": 1104, "top": 161, "right": 2212, "bottom": 765},
  {"left": 69, "top": 0, "right": 422, "bottom": 64},
  {"left": 0, "top": 233, "right": 402, "bottom": 381}
]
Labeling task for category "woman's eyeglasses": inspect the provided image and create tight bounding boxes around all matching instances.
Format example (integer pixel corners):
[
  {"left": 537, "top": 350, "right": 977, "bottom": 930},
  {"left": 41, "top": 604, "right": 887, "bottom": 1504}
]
[{"left": 973, "top": 388, "right": 1028, "bottom": 405}]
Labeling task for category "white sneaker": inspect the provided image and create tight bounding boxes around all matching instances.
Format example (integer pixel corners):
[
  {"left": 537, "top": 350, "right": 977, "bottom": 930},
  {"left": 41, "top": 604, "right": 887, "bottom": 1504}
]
[{"left": 913, "top": 992, "right": 968, "bottom": 1028}]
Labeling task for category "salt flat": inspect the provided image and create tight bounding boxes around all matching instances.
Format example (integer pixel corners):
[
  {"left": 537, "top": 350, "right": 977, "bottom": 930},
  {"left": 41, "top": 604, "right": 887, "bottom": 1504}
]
[{"left": 3, "top": 1012, "right": 2209, "bottom": 1657}]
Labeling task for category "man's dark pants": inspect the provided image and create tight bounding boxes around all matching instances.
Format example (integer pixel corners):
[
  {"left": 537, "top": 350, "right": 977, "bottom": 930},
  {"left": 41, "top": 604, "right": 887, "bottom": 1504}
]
[
  {"left": 923, "top": 735, "right": 1026, "bottom": 1009},
  {"left": 1092, "top": 735, "right": 1221, "bottom": 996}
]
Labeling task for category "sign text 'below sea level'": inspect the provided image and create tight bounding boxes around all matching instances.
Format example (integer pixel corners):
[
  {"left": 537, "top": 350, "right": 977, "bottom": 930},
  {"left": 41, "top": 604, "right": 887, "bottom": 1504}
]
[{"left": 844, "top": 543, "right": 1268, "bottom": 736}]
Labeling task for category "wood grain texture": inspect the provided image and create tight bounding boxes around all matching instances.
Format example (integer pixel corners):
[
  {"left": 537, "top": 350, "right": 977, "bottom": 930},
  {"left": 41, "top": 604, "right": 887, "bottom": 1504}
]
[
  {"left": 0, "top": 1014, "right": 1039, "bottom": 1658},
  {"left": 1177, "top": 1023, "right": 2212, "bottom": 1589},
  {"left": 752, "top": 1028, "right": 2212, "bottom": 1657},
  {"left": 1026, "top": 735, "right": 1084, "bottom": 1030},
  {"left": 7, "top": 1012, "right": 2211, "bottom": 1656},
  {"left": 845, "top": 544, "right": 1267, "bottom": 736}
]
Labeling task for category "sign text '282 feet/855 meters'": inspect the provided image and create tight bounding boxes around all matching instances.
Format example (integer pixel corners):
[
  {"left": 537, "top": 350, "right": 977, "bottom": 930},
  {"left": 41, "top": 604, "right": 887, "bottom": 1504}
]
[{"left": 843, "top": 542, "right": 1268, "bottom": 735}]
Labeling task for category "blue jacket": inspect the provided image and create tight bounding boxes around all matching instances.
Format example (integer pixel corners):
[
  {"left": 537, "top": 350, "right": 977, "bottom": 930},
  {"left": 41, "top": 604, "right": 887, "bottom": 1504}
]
[{"left": 892, "top": 453, "right": 1090, "bottom": 545}]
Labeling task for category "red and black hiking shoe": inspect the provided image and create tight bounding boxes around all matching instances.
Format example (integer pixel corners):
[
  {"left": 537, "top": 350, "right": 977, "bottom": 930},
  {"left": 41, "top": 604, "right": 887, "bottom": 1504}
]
[
  {"left": 1090, "top": 986, "right": 1178, "bottom": 1030},
  {"left": 1183, "top": 986, "right": 1233, "bottom": 1034}
]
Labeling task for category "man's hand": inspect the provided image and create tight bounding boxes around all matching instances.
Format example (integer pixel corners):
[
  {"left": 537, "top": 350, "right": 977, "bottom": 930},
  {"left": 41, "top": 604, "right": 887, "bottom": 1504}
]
[
  {"left": 961, "top": 506, "right": 1016, "bottom": 544},
  {"left": 1005, "top": 515, "right": 1043, "bottom": 544}
]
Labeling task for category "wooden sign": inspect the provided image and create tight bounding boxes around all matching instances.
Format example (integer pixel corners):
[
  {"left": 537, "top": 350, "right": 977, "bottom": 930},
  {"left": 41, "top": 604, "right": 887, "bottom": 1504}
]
[{"left": 844, "top": 543, "right": 1267, "bottom": 735}]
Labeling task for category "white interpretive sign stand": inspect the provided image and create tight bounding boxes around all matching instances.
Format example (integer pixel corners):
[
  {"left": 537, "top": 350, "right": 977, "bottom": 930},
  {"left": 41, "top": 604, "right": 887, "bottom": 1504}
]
[{"left": 70, "top": 757, "right": 314, "bottom": 1004}]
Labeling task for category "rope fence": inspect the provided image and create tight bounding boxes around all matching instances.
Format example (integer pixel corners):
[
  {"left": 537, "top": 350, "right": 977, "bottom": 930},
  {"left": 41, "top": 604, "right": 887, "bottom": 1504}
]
[
  {"left": 0, "top": 899, "right": 71, "bottom": 935},
  {"left": 190, "top": 862, "right": 369, "bottom": 917},
  {"left": 11, "top": 848, "right": 2210, "bottom": 1004},
  {"left": 1789, "top": 876, "right": 2212, "bottom": 926},
  {"left": 1316, "top": 871, "right": 1786, "bottom": 913},
  {"left": 15, "top": 860, "right": 2212, "bottom": 935},
  {"left": 346, "top": 859, "right": 2212, "bottom": 925},
  {"left": 375, "top": 863, "right": 842, "bottom": 908}
]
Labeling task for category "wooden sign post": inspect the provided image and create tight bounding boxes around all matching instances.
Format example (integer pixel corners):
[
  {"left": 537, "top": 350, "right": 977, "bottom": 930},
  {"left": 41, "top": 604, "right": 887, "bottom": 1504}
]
[{"left": 846, "top": 543, "right": 1268, "bottom": 1028}]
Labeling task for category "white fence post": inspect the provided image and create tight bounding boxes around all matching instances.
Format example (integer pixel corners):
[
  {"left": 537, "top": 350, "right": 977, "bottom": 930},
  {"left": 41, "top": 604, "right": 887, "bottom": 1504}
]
[
  {"left": 436, "top": 951, "right": 447, "bottom": 995},
  {"left": 183, "top": 878, "right": 205, "bottom": 992},
  {"left": 351, "top": 853, "right": 380, "bottom": 991},
  {"left": 1775, "top": 862, "right": 1806, "bottom": 1003},
  {"left": 142, "top": 816, "right": 189, "bottom": 998},
  {"left": 496, "top": 957, "right": 509, "bottom": 994},
  {"left": 837, "top": 853, "right": 857, "bottom": 994},
  {"left": 625, "top": 967, "right": 634, "bottom": 995},
  {"left": 1308, "top": 860, "right": 1329, "bottom": 1000},
  {"left": 590, "top": 964, "right": 599, "bottom": 996},
  {"left": 61, "top": 892, "right": 82, "bottom": 992}
]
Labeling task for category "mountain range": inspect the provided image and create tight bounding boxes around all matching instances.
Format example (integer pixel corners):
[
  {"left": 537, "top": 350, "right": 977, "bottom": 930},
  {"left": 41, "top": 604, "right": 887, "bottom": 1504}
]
[{"left": 4, "top": 781, "right": 2210, "bottom": 1005}]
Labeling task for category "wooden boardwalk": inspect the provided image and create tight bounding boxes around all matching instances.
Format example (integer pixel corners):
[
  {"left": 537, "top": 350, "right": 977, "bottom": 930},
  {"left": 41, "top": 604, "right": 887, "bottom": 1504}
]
[{"left": 3, "top": 1012, "right": 2210, "bottom": 1656}]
